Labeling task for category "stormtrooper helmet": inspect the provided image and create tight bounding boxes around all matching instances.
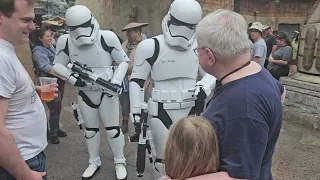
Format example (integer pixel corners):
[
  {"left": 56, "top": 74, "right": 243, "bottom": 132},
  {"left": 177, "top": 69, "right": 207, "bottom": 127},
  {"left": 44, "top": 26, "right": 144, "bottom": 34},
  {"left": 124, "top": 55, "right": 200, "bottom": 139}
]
[
  {"left": 162, "top": 0, "right": 202, "bottom": 50},
  {"left": 65, "top": 5, "right": 100, "bottom": 46}
]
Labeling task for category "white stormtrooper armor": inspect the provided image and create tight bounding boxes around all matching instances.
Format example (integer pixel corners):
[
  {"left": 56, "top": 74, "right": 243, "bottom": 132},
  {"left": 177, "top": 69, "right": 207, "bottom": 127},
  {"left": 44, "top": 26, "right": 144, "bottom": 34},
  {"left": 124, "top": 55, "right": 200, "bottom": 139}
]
[
  {"left": 129, "top": 0, "right": 216, "bottom": 179},
  {"left": 51, "top": 5, "right": 128, "bottom": 180}
]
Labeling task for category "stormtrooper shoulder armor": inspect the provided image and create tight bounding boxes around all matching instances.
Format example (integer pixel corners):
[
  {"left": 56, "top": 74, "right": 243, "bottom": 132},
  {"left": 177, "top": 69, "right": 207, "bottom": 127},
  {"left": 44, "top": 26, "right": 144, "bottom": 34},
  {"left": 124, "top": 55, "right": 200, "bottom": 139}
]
[
  {"left": 55, "top": 34, "right": 69, "bottom": 56},
  {"left": 100, "top": 30, "right": 123, "bottom": 54},
  {"left": 134, "top": 38, "right": 159, "bottom": 66}
]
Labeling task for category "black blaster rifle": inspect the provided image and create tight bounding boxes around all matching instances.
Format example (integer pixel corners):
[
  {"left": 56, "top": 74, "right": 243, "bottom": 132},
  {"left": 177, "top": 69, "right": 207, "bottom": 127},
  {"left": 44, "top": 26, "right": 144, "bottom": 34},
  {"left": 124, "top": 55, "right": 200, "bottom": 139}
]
[
  {"left": 129, "top": 105, "right": 156, "bottom": 177},
  {"left": 67, "top": 60, "right": 122, "bottom": 96},
  {"left": 71, "top": 101, "right": 84, "bottom": 130}
]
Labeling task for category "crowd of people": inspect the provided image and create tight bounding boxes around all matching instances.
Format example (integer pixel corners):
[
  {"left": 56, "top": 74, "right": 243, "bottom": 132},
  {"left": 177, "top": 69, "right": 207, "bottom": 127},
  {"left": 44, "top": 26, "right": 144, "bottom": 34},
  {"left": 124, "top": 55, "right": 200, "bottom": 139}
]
[
  {"left": 248, "top": 21, "right": 300, "bottom": 80},
  {"left": 0, "top": 0, "right": 289, "bottom": 180}
]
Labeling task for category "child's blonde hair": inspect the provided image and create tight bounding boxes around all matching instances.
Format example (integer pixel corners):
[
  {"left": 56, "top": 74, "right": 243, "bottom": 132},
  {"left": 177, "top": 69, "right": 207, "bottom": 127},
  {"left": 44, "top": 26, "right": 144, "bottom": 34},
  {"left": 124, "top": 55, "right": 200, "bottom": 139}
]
[{"left": 164, "top": 116, "right": 219, "bottom": 180}]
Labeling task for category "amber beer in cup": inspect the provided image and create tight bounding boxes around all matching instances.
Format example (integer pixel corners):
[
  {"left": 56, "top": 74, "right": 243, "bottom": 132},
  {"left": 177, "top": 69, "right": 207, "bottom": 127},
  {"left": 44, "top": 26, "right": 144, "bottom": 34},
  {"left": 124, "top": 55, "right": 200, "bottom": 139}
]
[{"left": 39, "top": 77, "right": 57, "bottom": 101}]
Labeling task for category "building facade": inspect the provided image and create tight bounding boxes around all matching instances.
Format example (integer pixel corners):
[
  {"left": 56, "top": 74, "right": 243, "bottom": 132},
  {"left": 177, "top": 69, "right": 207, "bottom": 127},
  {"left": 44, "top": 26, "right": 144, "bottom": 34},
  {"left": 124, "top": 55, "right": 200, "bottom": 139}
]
[
  {"left": 76, "top": 0, "right": 316, "bottom": 40},
  {"left": 199, "top": 0, "right": 316, "bottom": 38}
]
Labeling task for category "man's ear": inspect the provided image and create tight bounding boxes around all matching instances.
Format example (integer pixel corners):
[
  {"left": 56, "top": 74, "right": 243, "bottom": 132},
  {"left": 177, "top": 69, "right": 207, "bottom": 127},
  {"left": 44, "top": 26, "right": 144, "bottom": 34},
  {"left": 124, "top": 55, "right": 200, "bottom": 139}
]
[
  {"left": 208, "top": 56, "right": 215, "bottom": 67},
  {"left": 205, "top": 48, "right": 215, "bottom": 67}
]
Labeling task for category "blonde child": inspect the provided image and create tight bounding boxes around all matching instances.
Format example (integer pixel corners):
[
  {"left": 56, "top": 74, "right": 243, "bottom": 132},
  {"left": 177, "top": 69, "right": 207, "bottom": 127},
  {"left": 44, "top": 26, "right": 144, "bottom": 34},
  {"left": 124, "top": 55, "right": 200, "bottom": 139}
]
[{"left": 160, "top": 116, "right": 230, "bottom": 180}]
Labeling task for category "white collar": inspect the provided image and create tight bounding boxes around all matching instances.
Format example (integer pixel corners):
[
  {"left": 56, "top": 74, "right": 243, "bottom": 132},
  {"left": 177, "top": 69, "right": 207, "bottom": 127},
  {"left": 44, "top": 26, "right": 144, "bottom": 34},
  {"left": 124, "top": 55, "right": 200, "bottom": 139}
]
[{"left": 0, "top": 39, "right": 15, "bottom": 50}]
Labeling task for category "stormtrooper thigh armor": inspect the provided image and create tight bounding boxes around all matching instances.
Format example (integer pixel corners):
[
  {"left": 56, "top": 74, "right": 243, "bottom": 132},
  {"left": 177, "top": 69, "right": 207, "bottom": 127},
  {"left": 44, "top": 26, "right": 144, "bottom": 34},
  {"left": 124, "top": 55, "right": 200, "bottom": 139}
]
[{"left": 148, "top": 100, "right": 193, "bottom": 179}]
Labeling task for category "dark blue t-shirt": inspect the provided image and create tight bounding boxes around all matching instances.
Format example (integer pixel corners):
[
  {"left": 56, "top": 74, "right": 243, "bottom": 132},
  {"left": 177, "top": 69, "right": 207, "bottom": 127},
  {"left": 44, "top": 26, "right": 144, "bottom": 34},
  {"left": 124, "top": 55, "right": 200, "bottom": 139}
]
[{"left": 202, "top": 68, "right": 283, "bottom": 180}]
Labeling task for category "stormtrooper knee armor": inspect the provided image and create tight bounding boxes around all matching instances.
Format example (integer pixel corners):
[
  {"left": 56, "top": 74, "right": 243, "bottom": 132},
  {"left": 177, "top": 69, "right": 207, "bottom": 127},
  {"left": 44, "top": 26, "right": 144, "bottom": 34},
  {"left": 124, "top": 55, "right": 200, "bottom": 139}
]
[
  {"left": 51, "top": 5, "right": 129, "bottom": 180},
  {"left": 129, "top": 0, "right": 216, "bottom": 179}
]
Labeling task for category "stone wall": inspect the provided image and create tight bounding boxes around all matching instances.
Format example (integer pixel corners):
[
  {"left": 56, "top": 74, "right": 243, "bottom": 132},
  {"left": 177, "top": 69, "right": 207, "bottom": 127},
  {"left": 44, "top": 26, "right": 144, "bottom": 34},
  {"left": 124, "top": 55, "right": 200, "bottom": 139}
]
[
  {"left": 75, "top": 0, "right": 172, "bottom": 40},
  {"left": 200, "top": 0, "right": 316, "bottom": 31},
  {"left": 281, "top": 77, "right": 320, "bottom": 130},
  {"left": 241, "top": 0, "right": 316, "bottom": 31},
  {"left": 76, "top": 0, "right": 316, "bottom": 39},
  {"left": 198, "top": 0, "right": 234, "bottom": 14}
]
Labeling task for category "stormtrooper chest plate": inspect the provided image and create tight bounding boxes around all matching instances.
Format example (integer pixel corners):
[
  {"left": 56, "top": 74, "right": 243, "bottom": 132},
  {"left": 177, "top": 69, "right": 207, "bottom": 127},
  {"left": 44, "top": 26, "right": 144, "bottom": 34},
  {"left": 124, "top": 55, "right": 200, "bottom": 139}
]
[
  {"left": 68, "top": 41, "right": 112, "bottom": 76},
  {"left": 151, "top": 42, "right": 199, "bottom": 81}
]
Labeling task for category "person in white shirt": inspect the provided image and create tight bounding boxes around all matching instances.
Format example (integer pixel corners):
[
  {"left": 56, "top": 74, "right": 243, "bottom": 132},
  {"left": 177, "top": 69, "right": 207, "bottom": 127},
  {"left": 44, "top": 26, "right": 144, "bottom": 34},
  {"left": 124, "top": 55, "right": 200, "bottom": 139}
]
[{"left": 0, "top": 0, "right": 58, "bottom": 180}]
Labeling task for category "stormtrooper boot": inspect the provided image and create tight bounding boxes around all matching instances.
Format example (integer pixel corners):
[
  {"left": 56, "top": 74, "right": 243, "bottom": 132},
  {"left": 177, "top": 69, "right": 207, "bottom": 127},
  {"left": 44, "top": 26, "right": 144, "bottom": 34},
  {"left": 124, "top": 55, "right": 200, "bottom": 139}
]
[
  {"left": 82, "top": 130, "right": 101, "bottom": 179},
  {"left": 106, "top": 128, "right": 127, "bottom": 180},
  {"left": 115, "top": 163, "right": 127, "bottom": 180},
  {"left": 82, "top": 164, "right": 100, "bottom": 180}
]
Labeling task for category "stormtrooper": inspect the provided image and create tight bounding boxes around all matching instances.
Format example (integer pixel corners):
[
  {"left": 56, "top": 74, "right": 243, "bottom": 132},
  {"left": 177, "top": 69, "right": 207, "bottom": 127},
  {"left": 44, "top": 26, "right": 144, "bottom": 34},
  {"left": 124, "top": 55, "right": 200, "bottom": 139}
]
[
  {"left": 50, "top": 5, "right": 128, "bottom": 180},
  {"left": 129, "top": 0, "right": 217, "bottom": 179}
]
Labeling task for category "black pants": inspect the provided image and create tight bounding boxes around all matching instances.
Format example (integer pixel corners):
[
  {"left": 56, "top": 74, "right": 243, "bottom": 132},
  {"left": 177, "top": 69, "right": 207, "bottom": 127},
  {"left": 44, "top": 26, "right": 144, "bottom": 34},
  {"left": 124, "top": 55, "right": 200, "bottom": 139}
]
[
  {"left": 269, "top": 66, "right": 290, "bottom": 80},
  {"left": 46, "top": 79, "right": 65, "bottom": 136}
]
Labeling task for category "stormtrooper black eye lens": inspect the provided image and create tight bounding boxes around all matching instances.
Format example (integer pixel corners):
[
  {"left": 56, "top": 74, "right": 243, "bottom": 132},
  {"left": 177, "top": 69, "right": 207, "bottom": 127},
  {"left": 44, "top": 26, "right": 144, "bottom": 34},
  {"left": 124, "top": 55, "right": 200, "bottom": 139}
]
[
  {"left": 188, "top": 25, "right": 196, "bottom": 30},
  {"left": 68, "top": 26, "right": 77, "bottom": 31},
  {"left": 80, "top": 19, "right": 92, "bottom": 28},
  {"left": 169, "top": 15, "right": 196, "bottom": 30}
]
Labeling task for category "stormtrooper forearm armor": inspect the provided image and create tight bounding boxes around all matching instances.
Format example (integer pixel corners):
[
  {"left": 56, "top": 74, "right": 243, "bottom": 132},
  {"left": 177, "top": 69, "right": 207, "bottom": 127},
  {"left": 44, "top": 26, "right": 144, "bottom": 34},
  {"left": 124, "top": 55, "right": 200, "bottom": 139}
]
[
  {"left": 52, "top": 63, "right": 75, "bottom": 84},
  {"left": 196, "top": 66, "right": 217, "bottom": 96}
]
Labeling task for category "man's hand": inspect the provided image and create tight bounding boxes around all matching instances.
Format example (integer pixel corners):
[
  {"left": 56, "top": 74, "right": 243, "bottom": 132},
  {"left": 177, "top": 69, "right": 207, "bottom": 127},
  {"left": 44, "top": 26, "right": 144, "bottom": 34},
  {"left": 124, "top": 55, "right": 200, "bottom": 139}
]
[
  {"left": 22, "top": 170, "right": 46, "bottom": 180},
  {"left": 268, "top": 57, "right": 275, "bottom": 63},
  {"left": 134, "top": 114, "right": 141, "bottom": 124},
  {"left": 281, "top": 86, "right": 286, "bottom": 104},
  {"left": 35, "top": 83, "right": 59, "bottom": 98}
]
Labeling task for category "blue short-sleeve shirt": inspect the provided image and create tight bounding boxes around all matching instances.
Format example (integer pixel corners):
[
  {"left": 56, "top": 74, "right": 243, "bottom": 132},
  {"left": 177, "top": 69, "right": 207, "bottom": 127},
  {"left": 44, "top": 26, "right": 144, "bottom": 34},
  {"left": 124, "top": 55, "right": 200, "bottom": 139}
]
[{"left": 202, "top": 68, "right": 284, "bottom": 180}]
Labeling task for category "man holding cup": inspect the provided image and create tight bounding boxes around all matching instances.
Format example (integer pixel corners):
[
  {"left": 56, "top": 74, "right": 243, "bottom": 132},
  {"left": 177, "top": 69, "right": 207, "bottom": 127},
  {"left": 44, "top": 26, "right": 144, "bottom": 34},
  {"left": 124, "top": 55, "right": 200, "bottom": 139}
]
[{"left": 0, "top": 0, "right": 58, "bottom": 180}]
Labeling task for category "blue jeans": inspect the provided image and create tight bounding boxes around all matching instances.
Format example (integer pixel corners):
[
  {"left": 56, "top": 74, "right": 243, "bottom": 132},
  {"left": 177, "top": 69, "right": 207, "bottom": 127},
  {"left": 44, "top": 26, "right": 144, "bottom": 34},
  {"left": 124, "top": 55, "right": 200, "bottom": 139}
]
[{"left": 0, "top": 151, "right": 47, "bottom": 180}]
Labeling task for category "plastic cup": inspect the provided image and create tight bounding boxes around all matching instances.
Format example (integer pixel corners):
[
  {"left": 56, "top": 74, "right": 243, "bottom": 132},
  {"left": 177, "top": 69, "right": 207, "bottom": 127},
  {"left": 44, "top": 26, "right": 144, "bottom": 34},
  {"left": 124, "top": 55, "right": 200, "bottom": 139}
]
[{"left": 38, "top": 77, "right": 57, "bottom": 101}]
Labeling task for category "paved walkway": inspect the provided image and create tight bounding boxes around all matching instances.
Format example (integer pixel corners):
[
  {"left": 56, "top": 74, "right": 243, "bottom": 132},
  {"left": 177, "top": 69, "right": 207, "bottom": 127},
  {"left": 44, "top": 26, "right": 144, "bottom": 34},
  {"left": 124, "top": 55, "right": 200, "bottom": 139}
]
[{"left": 44, "top": 85, "right": 320, "bottom": 180}]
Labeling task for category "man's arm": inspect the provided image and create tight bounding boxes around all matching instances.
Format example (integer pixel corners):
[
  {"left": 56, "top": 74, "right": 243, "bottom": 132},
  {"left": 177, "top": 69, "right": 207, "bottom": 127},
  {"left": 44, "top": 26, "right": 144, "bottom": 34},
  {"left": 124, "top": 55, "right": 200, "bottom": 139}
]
[
  {"left": 268, "top": 59, "right": 288, "bottom": 65},
  {"left": 271, "top": 45, "right": 277, "bottom": 55},
  {"left": 281, "top": 86, "right": 286, "bottom": 104},
  {"left": 276, "top": 80, "right": 286, "bottom": 105},
  {"left": 252, "top": 43, "right": 264, "bottom": 64},
  {"left": 0, "top": 97, "right": 32, "bottom": 180},
  {"left": 253, "top": 57, "right": 261, "bottom": 64},
  {"left": 269, "top": 46, "right": 292, "bottom": 66}
]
